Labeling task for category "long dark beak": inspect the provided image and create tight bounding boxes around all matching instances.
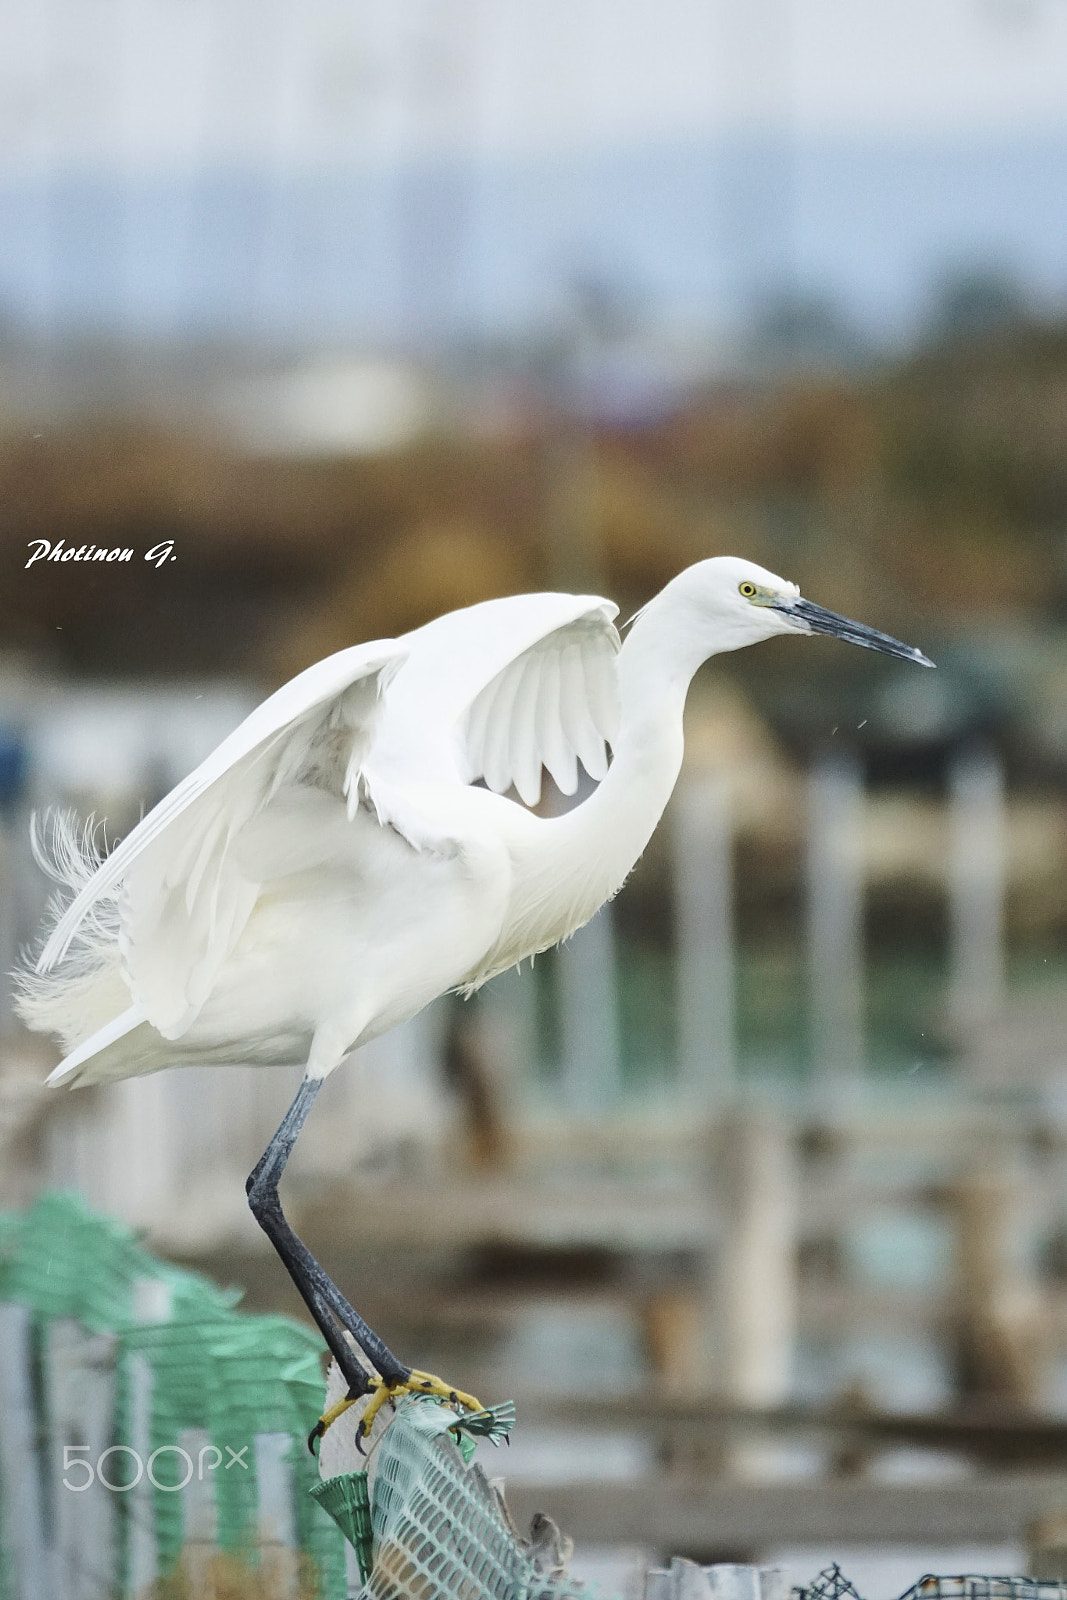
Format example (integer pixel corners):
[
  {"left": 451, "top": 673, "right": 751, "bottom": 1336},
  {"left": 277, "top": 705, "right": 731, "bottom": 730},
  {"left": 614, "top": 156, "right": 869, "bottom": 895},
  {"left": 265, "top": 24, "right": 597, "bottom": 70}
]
[{"left": 772, "top": 596, "right": 935, "bottom": 668}]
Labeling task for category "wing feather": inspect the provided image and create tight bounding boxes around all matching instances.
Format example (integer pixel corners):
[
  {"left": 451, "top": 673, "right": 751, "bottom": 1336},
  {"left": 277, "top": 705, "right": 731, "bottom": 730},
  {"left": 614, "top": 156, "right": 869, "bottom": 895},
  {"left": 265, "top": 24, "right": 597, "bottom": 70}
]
[
  {"left": 535, "top": 649, "right": 578, "bottom": 796},
  {"left": 482, "top": 660, "right": 524, "bottom": 795},
  {"left": 508, "top": 658, "right": 545, "bottom": 806},
  {"left": 375, "top": 595, "right": 619, "bottom": 811},
  {"left": 38, "top": 640, "right": 406, "bottom": 1038},
  {"left": 464, "top": 668, "right": 502, "bottom": 781},
  {"left": 585, "top": 644, "right": 621, "bottom": 746},
  {"left": 39, "top": 639, "right": 404, "bottom": 977},
  {"left": 558, "top": 643, "right": 609, "bottom": 782},
  {"left": 368, "top": 593, "right": 619, "bottom": 803},
  {"left": 183, "top": 809, "right": 228, "bottom": 913},
  {"left": 473, "top": 624, "right": 617, "bottom": 796}
]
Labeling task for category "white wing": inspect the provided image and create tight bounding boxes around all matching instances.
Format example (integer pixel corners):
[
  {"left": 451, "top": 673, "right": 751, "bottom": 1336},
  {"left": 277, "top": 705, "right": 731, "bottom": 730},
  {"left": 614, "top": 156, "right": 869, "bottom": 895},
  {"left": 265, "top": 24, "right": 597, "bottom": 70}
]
[
  {"left": 37, "top": 640, "right": 406, "bottom": 1037},
  {"left": 369, "top": 592, "right": 621, "bottom": 809},
  {"left": 36, "top": 592, "right": 619, "bottom": 1040}
]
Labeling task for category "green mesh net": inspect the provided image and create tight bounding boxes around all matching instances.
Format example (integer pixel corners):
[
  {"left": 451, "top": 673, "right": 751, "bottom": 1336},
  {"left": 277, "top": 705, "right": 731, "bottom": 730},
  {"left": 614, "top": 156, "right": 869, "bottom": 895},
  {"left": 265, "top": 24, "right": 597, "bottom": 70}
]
[
  {"left": 0, "top": 1191, "right": 348, "bottom": 1599},
  {"left": 310, "top": 1470, "right": 374, "bottom": 1584},
  {"left": 316, "top": 1395, "right": 589, "bottom": 1600}
]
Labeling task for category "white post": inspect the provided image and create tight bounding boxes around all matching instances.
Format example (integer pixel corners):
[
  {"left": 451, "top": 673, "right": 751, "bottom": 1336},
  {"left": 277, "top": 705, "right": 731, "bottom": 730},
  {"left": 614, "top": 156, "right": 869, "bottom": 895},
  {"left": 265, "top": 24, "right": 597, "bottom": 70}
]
[
  {"left": 712, "top": 1108, "right": 797, "bottom": 1410},
  {"left": 46, "top": 1321, "right": 118, "bottom": 1600},
  {"left": 125, "top": 1352, "right": 157, "bottom": 1597},
  {"left": 557, "top": 907, "right": 620, "bottom": 1116},
  {"left": 806, "top": 753, "right": 865, "bottom": 1080},
  {"left": 254, "top": 1432, "right": 298, "bottom": 1599},
  {"left": 0, "top": 1302, "right": 49, "bottom": 1600},
  {"left": 948, "top": 745, "right": 1006, "bottom": 1033},
  {"left": 673, "top": 775, "right": 736, "bottom": 1115},
  {"left": 125, "top": 1277, "right": 172, "bottom": 1597},
  {"left": 177, "top": 1426, "right": 217, "bottom": 1593}
]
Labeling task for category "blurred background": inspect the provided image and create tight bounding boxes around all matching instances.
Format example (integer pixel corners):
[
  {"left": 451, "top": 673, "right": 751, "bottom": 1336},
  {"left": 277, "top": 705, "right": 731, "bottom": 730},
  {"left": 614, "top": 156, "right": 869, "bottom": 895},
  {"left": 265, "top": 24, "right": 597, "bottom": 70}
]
[{"left": 1, "top": 0, "right": 1067, "bottom": 1592}]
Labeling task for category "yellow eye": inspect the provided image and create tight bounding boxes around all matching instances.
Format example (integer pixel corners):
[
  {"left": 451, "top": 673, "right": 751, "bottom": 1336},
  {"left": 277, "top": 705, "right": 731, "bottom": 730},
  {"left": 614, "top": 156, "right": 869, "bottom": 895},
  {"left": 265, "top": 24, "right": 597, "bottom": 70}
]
[{"left": 739, "top": 581, "right": 757, "bottom": 598}]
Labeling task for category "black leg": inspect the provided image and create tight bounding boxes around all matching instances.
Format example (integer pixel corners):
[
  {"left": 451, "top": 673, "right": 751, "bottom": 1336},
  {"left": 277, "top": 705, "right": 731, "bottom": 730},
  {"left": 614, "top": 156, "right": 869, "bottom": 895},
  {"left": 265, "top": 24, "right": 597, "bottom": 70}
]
[{"left": 246, "top": 1075, "right": 412, "bottom": 1394}]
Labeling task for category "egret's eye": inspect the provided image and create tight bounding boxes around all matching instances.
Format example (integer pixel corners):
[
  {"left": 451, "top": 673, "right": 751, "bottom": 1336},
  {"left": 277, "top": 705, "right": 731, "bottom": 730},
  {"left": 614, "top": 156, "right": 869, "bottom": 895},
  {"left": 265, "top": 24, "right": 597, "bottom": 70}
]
[{"left": 739, "top": 582, "right": 757, "bottom": 598}]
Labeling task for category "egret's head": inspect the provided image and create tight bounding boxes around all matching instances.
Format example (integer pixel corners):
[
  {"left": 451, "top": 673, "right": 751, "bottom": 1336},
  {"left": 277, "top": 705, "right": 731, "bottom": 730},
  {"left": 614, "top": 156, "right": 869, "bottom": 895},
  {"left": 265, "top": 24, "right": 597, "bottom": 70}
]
[{"left": 679, "top": 556, "right": 934, "bottom": 668}]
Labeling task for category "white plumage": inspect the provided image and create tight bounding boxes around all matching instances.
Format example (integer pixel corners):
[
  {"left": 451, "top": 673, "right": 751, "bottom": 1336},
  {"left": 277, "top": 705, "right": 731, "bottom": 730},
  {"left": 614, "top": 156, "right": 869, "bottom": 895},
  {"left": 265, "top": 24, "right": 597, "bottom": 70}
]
[{"left": 18, "top": 557, "right": 931, "bottom": 1096}]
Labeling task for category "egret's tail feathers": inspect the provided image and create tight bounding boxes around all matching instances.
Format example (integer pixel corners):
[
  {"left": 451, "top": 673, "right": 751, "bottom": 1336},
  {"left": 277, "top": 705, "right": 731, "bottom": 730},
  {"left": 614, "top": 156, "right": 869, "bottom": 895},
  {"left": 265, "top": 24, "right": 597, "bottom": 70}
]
[
  {"left": 14, "top": 810, "right": 128, "bottom": 1059},
  {"left": 29, "top": 809, "right": 111, "bottom": 894},
  {"left": 46, "top": 1004, "right": 147, "bottom": 1088}
]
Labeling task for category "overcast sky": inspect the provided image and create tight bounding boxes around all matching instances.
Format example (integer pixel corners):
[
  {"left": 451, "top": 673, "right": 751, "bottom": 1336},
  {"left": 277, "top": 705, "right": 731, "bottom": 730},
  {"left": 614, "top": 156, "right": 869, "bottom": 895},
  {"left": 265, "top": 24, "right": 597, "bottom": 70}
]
[{"left": 0, "top": 0, "right": 1065, "bottom": 178}]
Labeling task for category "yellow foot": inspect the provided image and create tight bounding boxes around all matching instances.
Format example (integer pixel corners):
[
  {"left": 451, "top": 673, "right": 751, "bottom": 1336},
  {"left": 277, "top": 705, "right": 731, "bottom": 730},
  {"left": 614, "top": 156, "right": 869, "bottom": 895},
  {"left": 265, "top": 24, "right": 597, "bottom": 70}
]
[{"left": 309, "top": 1370, "right": 483, "bottom": 1454}]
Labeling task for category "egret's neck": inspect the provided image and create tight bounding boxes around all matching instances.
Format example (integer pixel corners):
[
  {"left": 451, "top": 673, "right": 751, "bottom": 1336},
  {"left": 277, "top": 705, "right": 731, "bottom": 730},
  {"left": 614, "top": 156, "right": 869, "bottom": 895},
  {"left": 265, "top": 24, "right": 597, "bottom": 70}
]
[
  {"left": 615, "top": 589, "right": 714, "bottom": 746},
  {"left": 547, "top": 591, "right": 708, "bottom": 917}
]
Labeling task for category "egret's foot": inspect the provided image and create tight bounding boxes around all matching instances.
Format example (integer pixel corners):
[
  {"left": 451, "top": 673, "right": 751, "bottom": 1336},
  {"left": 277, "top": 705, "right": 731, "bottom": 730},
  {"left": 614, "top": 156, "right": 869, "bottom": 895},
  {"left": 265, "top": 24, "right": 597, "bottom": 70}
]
[{"left": 309, "top": 1369, "right": 483, "bottom": 1454}]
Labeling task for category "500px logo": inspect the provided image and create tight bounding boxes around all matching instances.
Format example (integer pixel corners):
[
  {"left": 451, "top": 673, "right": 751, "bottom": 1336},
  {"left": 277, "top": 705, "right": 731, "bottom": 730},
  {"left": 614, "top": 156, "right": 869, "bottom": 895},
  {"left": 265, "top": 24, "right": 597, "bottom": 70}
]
[{"left": 62, "top": 1442, "right": 249, "bottom": 1492}]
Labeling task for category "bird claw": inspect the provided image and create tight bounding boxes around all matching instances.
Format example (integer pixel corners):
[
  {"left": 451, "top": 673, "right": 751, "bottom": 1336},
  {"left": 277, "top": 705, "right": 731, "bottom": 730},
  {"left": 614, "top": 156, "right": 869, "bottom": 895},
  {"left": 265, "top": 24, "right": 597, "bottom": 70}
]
[
  {"left": 446, "top": 1401, "right": 516, "bottom": 1446},
  {"left": 307, "top": 1392, "right": 361, "bottom": 1455},
  {"left": 309, "top": 1369, "right": 484, "bottom": 1455}
]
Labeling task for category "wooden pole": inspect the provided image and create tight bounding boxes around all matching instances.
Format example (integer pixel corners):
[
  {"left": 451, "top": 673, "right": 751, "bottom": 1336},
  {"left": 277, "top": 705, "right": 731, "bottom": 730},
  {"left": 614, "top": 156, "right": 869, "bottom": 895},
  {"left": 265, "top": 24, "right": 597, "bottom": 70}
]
[
  {"left": 124, "top": 1350, "right": 157, "bottom": 1597},
  {"left": 673, "top": 775, "right": 736, "bottom": 1116},
  {"left": 177, "top": 1427, "right": 217, "bottom": 1597},
  {"left": 558, "top": 907, "right": 621, "bottom": 1117},
  {"left": 948, "top": 744, "right": 1006, "bottom": 1035},
  {"left": 101, "top": 1075, "right": 177, "bottom": 1232},
  {"left": 712, "top": 1107, "right": 797, "bottom": 1412},
  {"left": 0, "top": 1302, "right": 50, "bottom": 1600},
  {"left": 807, "top": 753, "right": 865, "bottom": 1082},
  {"left": 124, "top": 1276, "right": 173, "bottom": 1598},
  {"left": 479, "top": 962, "right": 538, "bottom": 1132},
  {"left": 949, "top": 1156, "right": 1041, "bottom": 1409}
]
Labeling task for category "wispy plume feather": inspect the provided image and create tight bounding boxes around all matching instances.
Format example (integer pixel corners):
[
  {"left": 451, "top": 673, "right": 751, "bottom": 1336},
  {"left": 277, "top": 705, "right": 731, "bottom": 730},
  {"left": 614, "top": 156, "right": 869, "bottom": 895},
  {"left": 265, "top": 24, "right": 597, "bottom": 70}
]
[{"left": 14, "top": 811, "right": 126, "bottom": 1052}]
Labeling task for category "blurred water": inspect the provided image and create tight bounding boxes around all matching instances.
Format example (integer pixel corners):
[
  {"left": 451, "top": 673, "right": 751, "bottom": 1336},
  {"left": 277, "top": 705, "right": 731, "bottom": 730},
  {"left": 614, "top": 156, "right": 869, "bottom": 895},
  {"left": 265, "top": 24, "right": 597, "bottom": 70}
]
[
  {"left": 843, "top": 1215, "right": 954, "bottom": 1292},
  {"left": 499, "top": 1303, "right": 645, "bottom": 1395},
  {"left": 793, "top": 1334, "right": 952, "bottom": 1413},
  {"left": 531, "top": 937, "right": 1067, "bottom": 1089}
]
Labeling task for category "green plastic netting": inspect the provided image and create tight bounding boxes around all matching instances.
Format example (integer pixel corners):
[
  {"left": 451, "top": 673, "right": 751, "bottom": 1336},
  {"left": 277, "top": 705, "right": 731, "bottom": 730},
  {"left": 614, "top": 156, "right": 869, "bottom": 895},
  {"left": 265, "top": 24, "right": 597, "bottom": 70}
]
[
  {"left": 316, "top": 1395, "right": 589, "bottom": 1600},
  {"left": 0, "top": 1191, "right": 348, "bottom": 1598}
]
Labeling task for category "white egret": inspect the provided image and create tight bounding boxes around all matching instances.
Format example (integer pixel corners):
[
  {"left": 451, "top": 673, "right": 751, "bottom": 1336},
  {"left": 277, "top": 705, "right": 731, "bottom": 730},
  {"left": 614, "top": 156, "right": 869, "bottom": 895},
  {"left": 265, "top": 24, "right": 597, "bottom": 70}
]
[{"left": 17, "top": 556, "right": 932, "bottom": 1441}]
